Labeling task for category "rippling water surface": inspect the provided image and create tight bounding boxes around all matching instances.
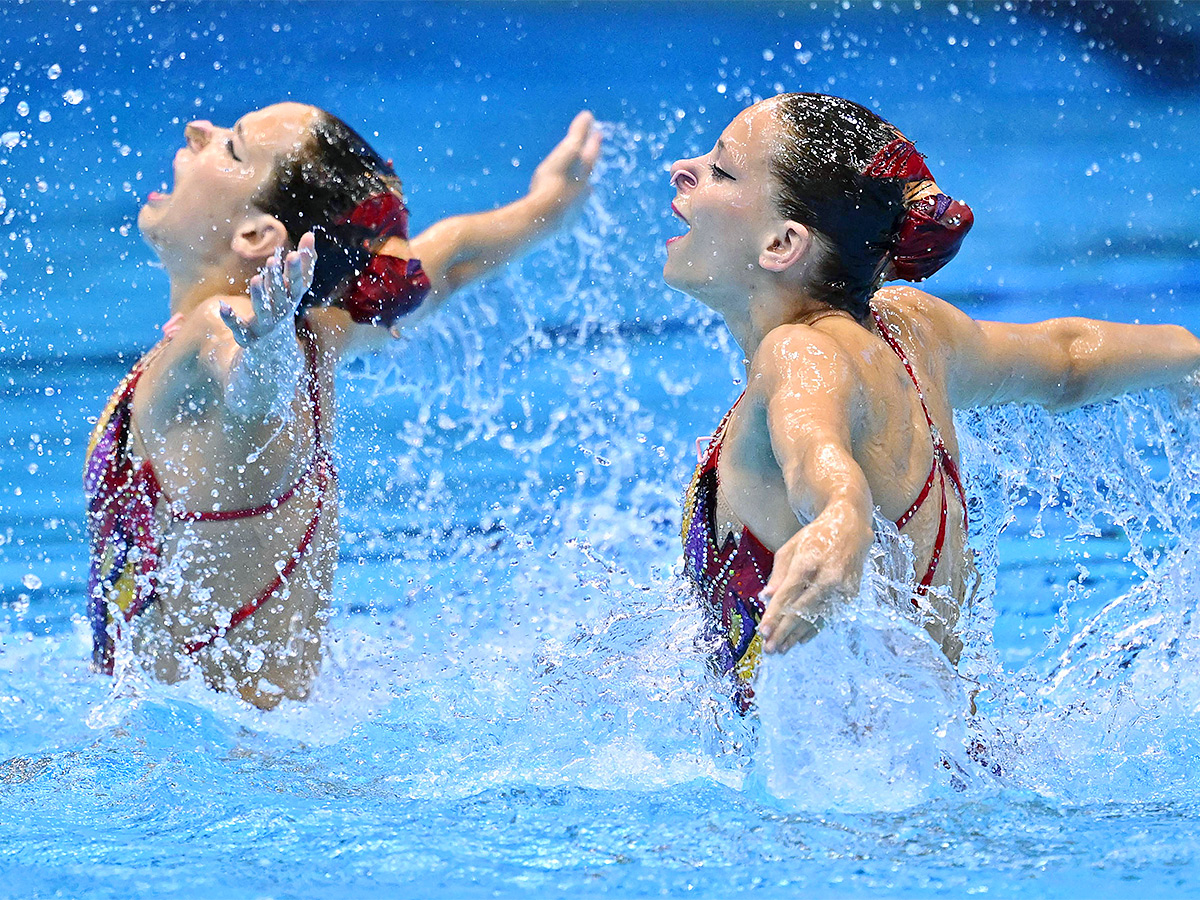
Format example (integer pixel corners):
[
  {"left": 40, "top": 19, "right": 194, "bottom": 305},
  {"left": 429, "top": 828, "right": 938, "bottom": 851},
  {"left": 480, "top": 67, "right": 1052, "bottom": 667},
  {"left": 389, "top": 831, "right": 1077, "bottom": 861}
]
[{"left": 3, "top": 3, "right": 1200, "bottom": 897}]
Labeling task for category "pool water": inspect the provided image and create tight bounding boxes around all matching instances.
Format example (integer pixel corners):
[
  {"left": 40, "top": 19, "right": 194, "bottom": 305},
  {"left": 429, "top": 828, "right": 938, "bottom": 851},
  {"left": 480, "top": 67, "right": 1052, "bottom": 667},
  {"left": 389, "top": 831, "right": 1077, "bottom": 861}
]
[{"left": 3, "top": 2, "right": 1200, "bottom": 897}]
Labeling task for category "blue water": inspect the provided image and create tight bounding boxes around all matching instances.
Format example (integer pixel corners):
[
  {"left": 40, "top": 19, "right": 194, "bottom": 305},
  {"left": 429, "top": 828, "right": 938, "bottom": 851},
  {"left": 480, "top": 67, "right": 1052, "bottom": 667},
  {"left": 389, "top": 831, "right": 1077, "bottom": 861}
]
[{"left": 4, "top": 2, "right": 1200, "bottom": 897}]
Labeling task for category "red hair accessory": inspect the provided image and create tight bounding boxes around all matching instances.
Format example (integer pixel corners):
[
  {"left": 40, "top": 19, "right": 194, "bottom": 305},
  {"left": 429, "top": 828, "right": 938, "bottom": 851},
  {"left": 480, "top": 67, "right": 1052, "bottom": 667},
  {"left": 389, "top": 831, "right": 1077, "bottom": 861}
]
[
  {"left": 863, "top": 137, "right": 934, "bottom": 182},
  {"left": 342, "top": 255, "right": 431, "bottom": 328},
  {"left": 890, "top": 193, "right": 974, "bottom": 282},
  {"left": 864, "top": 138, "right": 974, "bottom": 282},
  {"left": 338, "top": 191, "right": 410, "bottom": 240}
]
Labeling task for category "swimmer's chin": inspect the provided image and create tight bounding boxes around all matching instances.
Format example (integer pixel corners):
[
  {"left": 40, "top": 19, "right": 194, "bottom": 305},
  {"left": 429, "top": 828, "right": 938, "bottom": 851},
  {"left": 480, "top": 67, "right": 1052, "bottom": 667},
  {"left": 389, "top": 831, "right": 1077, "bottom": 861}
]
[{"left": 136, "top": 209, "right": 166, "bottom": 251}]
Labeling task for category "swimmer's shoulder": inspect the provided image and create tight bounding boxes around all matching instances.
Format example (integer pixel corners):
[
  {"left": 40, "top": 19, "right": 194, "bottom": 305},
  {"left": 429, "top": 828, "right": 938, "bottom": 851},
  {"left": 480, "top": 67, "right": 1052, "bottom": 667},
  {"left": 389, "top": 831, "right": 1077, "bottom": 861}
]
[
  {"left": 871, "top": 284, "right": 972, "bottom": 344},
  {"left": 750, "top": 321, "right": 860, "bottom": 408}
]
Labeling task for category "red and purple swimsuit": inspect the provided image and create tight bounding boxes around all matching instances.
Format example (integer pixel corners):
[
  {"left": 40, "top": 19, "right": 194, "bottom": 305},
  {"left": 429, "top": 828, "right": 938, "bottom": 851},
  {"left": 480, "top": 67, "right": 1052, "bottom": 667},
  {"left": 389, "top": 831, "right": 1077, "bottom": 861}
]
[
  {"left": 84, "top": 329, "right": 332, "bottom": 673},
  {"left": 681, "top": 307, "right": 967, "bottom": 711}
]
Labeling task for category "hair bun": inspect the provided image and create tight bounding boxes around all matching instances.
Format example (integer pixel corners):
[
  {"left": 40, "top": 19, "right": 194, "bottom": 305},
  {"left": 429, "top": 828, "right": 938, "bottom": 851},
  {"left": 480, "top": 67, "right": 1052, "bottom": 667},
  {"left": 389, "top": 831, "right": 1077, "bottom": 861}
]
[
  {"left": 890, "top": 193, "right": 974, "bottom": 282},
  {"left": 337, "top": 191, "right": 410, "bottom": 240},
  {"left": 342, "top": 256, "right": 431, "bottom": 327}
]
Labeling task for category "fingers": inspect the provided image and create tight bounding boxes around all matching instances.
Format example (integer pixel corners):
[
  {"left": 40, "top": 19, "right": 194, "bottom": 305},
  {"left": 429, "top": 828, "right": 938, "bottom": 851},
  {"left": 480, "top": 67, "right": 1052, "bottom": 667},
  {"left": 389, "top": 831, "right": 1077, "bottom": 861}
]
[
  {"left": 283, "top": 247, "right": 308, "bottom": 309},
  {"left": 580, "top": 126, "right": 603, "bottom": 174},
  {"left": 567, "top": 111, "right": 603, "bottom": 177},
  {"left": 565, "top": 110, "right": 595, "bottom": 148},
  {"left": 295, "top": 231, "right": 317, "bottom": 295},
  {"left": 757, "top": 540, "right": 828, "bottom": 654},
  {"left": 549, "top": 111, "right": 601, "bottom": 174},
  {"left": 759, "top": 585, "right": 825, "bottom": 655},
  {"left": 220, "top": 300, "right": 252, "bottom": 348},
  {"left": 219, "top": 233, "right": 318, "bottom": 346}
]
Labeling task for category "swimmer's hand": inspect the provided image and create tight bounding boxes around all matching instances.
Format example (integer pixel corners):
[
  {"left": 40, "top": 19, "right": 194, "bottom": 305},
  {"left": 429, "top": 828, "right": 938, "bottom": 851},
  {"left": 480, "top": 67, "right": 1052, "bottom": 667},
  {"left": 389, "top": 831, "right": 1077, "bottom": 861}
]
[
  {"left": 756, "top": 521, "right": 865, "bottom": 655},
  {"left": 402, "top": 115, "right": 601, "bottom": 313},
  {"left": 220, "top": 232, "right": 316, "bottom": 347},
  {"left": 527, "top": 111, "right": 603, "bottom": 213}
]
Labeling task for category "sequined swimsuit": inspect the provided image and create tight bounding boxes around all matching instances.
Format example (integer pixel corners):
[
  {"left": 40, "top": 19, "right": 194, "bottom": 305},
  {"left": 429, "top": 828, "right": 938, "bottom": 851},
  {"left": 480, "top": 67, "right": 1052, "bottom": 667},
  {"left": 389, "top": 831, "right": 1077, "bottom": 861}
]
[
  {"left": 681, "top": 308, "right": 967, "bottom": 710},
  {"left": 84, "top": 329, "right": 332, "bottom": 674}
]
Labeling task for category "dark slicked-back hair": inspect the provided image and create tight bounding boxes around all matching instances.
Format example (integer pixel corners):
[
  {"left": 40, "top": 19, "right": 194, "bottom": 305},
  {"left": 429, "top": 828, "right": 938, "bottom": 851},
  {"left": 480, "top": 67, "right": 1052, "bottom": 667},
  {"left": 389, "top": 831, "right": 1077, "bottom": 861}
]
[
  {"left": 253, "top": 110, "right": 405, "bottom": 310},
  {"left": 769, "top": 93, "right": 907, "bottom": 321}
]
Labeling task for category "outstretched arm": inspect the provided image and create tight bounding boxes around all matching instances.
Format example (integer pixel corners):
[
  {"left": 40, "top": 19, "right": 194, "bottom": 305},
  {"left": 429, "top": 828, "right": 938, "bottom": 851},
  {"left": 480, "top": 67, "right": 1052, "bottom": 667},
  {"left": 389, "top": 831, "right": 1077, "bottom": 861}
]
[
  {"left": 754, "top": 330, "right": 876, "bottom": 655},
  {"left": 313, "top": 111, "right": 603, "bottom": 360},
  {"left": 407, "top": 110, "right": 603, "bottom": 313},
  {"left": 928, "top": 294, "right": 1200, "bottom": 411}
]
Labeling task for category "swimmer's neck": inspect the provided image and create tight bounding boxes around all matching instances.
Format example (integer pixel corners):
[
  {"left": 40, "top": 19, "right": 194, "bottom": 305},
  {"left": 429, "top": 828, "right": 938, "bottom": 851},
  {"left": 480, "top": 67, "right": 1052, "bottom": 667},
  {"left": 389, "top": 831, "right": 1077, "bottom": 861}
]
[
  {"left": 165, "top": 260, "right": 256, "bottom": 317},
  {"left": 719, "top": 283, "right": 838, "bottom": 363}
]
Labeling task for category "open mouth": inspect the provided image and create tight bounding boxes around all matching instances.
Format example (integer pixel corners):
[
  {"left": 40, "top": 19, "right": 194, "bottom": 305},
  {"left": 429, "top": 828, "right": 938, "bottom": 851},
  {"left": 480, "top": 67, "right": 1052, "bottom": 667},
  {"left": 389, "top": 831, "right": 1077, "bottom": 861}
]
[{"left": 667, "top": 202, "right": 689, "bottom": 246}]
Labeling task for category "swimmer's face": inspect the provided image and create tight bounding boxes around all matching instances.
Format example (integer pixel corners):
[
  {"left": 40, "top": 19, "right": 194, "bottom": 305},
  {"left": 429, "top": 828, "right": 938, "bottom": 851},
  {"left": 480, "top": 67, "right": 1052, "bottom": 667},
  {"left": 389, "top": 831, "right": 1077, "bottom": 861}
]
[
  {"left": 663, "top": 99, "right": 788, "bottom": 305},
  {"left": 138, "top": 102, "right": 318, "bottom": 264}
]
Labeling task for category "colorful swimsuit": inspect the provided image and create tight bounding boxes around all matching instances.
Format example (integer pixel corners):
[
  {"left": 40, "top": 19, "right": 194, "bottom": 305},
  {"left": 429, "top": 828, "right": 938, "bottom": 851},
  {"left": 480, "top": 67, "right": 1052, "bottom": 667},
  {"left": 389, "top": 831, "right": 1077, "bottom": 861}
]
[
  {"left": 681, "top": 307, "right": 967, "bottom": 710},
  {"left": 84, "top": 329, "right": 332, "bottom": 674}
]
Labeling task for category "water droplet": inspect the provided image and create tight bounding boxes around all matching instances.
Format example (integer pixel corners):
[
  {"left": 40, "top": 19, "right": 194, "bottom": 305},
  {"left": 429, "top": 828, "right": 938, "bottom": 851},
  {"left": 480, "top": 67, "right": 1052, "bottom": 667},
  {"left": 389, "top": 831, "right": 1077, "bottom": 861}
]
[
  {"left": 1, "top": 132, "right": 20, "bottom": 150},
  {"left": 22, "top": 573, "right": 41, "bottom": 590},
  {"left": 47, "top": 64, "right": 61, "bottom": 80},
  {"left": 16, "top": 101, "right": 29, "bottom": 117},
  {"left": 62, "top": 89, "right": 84, "bottom": 106}
]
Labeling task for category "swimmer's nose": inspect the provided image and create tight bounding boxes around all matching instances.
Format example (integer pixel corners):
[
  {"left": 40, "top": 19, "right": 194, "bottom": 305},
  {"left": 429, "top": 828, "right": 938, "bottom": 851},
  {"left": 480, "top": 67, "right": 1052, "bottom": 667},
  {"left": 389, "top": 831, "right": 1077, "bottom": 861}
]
[
  {"left": 669, "top": 160, "right": 698, "bottom": 192},
  {"left": 184, "top": 120, "right": 214, "bottom": 151}
]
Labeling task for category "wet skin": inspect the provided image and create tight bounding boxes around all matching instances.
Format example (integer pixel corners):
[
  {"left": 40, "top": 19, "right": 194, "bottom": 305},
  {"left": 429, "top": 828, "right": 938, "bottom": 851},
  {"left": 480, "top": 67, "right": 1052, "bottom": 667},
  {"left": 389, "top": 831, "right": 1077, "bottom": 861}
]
[
  {"left": 666, "top": 96, "right": 1200, "bottom": 660},
  {"left": 121, "top": 105, "right": 602, "bottom": 707}
]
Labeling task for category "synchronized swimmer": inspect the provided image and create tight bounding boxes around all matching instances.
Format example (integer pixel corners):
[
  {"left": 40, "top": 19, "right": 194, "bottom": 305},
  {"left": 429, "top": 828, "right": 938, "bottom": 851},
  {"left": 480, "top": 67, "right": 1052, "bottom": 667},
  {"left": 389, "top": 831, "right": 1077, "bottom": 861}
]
[
  {"left": 86, "top": 102, "right": 600, "bottom": 708},
  {"left": 667, "top": 93, "right": 1200, "bottom": 710},
  {"left": 85, "top": 93, "right": 1200, "bottom": 716}
]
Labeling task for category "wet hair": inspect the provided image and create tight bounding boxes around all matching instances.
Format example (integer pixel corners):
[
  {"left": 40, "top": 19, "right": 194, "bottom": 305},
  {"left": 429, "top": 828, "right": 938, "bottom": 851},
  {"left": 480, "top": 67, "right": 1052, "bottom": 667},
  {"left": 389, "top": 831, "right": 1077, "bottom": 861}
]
[
  {"left": 768, "top": 93, "right": 910, "bottom": 321},
  {"left": 252, "top": 109, "right": 404, "bottom": 311}
]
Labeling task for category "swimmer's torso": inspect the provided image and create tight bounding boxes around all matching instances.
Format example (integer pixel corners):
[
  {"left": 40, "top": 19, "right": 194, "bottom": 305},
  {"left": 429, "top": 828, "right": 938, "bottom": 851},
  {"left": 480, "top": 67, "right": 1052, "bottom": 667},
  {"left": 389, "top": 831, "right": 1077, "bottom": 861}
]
[
  {"left": 697, "top": 286, "right": 968, "bottom": 662},
  {"left": 87, "top": 309, "right": 339, "bottom": 707}
]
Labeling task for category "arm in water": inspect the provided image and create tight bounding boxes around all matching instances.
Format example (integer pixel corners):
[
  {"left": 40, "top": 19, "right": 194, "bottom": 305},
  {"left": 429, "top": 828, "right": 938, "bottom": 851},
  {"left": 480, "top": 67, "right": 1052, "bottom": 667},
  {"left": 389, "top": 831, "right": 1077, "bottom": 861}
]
[
  {"left": 753, "top": 326, "right": 876, "bottom": 656},
  {"left": 313, "top": 111, "right": 604, "bottom": 357}
]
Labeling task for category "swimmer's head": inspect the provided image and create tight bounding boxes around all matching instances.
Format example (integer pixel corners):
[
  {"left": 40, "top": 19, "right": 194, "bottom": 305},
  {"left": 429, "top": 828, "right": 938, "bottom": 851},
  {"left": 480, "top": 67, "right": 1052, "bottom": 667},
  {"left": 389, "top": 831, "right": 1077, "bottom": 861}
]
[
  {"left": 664, "top": 100, "right": 786, "bottom": 308},
  {"left": 138, "top": 102, "right": 317, "bottom": 270},
  {"left": 665, "top": 94, "right": 971, "bottom": 321},
  {"left": 141, "top": 102, "right": 427, "bottom": 326},
  {"left": 768, "top": 93, "right": 973, "bottom": 318}
]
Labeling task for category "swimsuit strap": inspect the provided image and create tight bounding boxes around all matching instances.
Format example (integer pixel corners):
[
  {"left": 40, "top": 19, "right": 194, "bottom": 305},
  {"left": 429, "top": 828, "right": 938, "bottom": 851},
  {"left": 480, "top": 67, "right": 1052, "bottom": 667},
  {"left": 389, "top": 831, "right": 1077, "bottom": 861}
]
[
  {"left": 181, "top": 456, "right": 328, "bottom": 655},
  {"left": 165, "top": 327, "right": 329, "bottom": 522},
  {"left": 871, "top": 306, "right": 968, "bottom": 516},
  {"left": 870, "top": 306, "right": 967, "bottom": 598},
  {"left": 913, "top": 469, "right": 950, "bottom": 599},
  {"left": 702, "top": 391, "right": 746, "bottom": 471},
  {"left": 870, "top": 307, "right": 939, "bottom": 434},
  {"left": 181, "top": 326, "right": 329, "bottom": 655}
]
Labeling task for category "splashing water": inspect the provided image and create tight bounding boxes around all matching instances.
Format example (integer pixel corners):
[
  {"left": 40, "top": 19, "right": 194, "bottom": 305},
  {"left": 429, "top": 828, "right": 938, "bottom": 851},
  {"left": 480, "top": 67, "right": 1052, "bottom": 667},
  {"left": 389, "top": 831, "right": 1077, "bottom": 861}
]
[{"left": 3, "top": 3, "right": 1200, "bottom": 892}]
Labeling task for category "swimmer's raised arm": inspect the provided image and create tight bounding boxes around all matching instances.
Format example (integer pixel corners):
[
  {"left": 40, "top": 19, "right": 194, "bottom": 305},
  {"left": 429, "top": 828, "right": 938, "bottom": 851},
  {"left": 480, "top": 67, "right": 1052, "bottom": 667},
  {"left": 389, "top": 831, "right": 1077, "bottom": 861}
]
[
  {"left": 408, "top": 110, "right": 602, "bottom": 307},
  {"left": 313, "top": 112, "right": 602, "bottom": 360},
  {"left": 212, "top": 234, "right": 316, "bottom": 420},
  {"left": 924, "top": 294, "right": 1200, "bottom": 411},
  {"left": 754, "top": 328, "right": 876, "bottom": 655},
  {"left": 138, "top": 235, "right": 316, "bottom": 439}
]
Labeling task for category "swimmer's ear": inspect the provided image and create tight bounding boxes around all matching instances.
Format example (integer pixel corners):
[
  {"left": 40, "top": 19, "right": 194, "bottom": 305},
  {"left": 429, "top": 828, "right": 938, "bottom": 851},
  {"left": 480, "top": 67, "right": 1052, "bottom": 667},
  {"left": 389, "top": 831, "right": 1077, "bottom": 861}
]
[
  {"left": 231, "top": 213, "right": 289, "bottom": 262},
  {"left": 759, "top": 221, "right": 811, "bottom": 273}
]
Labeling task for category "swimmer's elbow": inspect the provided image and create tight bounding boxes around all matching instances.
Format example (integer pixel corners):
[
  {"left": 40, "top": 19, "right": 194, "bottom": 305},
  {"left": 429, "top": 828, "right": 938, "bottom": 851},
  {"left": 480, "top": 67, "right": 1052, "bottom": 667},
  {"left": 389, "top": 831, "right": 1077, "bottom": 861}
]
[{"left": 1034, "top": 319, "right": 1094, "bottom": 411}]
